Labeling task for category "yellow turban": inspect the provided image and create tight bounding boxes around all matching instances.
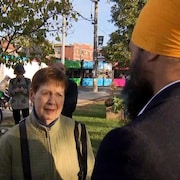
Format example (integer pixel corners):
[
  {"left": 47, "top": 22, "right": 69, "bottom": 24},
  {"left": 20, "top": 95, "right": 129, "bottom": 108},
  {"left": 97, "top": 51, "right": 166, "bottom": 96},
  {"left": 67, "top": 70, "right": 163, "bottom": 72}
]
[{"left": 132, "top": 0, "right": 180, "bottom": 58}]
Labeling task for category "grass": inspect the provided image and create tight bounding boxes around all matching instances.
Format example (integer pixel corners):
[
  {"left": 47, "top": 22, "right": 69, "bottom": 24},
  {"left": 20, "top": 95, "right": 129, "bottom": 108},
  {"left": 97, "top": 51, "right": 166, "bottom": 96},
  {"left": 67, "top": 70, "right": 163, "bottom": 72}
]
[
  {"left": 0, "top": 101, "right": 126, "bottom": 155},
  {"left": 73, "top": 101, "right": 126, "bottom": 155}
]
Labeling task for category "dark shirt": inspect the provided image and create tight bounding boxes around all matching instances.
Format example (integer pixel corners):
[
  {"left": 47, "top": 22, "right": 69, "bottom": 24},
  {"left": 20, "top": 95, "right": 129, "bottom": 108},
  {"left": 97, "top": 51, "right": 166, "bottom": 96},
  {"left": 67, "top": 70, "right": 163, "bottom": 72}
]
[{"left": 61, "top": 79, "right": 78, "bottom": 118}]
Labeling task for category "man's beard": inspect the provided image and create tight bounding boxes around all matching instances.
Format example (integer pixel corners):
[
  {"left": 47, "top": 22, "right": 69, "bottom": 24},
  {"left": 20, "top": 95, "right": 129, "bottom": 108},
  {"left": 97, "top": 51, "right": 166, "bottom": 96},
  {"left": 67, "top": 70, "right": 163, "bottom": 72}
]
[{"left": 122, "top": 62, "right": 154, "bottom": 120}]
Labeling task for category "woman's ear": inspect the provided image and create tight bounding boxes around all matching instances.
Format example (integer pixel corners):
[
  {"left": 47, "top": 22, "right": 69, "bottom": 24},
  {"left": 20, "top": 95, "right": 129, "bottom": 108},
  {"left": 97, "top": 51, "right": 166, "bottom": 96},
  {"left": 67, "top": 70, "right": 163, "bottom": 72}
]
[{"left": 29, "top": 88, "right": 34, "bottom": 104}]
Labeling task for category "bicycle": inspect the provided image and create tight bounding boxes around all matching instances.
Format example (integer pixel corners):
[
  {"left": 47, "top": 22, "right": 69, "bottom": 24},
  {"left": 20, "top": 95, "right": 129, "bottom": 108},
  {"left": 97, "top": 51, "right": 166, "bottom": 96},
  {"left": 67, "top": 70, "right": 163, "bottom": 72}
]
[{"left": 0, "top": 90, "right": 12, "bottom": 124}]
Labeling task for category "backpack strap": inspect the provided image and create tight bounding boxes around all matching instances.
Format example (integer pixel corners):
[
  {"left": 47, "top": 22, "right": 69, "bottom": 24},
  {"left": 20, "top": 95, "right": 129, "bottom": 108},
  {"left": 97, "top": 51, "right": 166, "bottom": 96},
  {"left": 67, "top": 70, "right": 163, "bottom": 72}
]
[
  {"left": 74, "top": 121, "right": 87, "bottom": 180},
  {"left": 19, "top": 119, "right": 32, "bottom": 180},
  {"left": 81, "top": 123, "right": 87, "bottom": 179}
]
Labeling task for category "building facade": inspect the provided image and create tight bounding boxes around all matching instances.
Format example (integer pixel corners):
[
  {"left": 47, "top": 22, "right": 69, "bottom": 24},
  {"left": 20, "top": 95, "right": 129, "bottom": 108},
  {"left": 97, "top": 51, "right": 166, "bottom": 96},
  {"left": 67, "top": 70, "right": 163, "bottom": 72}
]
[{"left": 53, "top": 43, "right": 93, "bottom": 61}]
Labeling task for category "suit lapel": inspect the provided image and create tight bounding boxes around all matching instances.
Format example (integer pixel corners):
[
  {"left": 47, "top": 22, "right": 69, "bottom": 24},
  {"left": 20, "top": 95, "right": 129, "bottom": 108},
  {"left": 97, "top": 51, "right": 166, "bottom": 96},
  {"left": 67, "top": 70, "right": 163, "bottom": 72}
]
[{"left": 142, "top": 82, "right": 180, "bottom": 114}]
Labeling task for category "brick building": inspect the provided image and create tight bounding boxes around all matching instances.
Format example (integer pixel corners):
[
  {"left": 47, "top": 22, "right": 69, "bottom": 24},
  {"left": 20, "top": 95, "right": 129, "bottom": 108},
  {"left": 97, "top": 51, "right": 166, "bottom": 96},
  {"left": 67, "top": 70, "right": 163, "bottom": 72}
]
[{"left": 53, "top": 43, "right": 93, "bottom": 61}]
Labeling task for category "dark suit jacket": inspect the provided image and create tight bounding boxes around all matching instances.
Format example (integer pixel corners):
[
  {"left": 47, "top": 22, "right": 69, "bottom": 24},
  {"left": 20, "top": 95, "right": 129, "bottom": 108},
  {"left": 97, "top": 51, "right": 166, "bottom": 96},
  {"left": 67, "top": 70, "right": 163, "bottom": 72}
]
[
  {"left": 61, "top": 79, "right": 78, "bottom": 118},
  {"left": 92, "top": 82, "right": 180, "bottom": 180}
]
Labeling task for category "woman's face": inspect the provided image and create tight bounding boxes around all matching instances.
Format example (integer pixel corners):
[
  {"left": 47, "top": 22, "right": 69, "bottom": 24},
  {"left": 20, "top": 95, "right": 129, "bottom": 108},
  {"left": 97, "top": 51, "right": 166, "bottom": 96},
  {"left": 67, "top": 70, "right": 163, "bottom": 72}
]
[{"left": 30, "top": 80, "right": 65, "bottom": 125}]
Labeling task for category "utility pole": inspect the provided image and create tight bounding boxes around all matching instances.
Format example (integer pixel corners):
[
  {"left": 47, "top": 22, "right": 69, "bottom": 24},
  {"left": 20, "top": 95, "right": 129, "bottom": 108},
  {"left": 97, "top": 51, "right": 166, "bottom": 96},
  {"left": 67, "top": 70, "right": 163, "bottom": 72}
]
[
  {"left": 92, "top": 0, "right": 99, "bottom": 92},
  {"left": 55, "top": 0, "right": 66, "bottom": 64},
  {"left": 61, "top": 14, "right": 66, "bottom": 65}
]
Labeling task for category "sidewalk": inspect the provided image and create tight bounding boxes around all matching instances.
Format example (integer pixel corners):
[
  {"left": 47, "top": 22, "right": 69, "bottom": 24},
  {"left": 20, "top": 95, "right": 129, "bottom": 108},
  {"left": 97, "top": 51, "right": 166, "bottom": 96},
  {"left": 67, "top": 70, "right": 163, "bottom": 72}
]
[
  {"left": 77, "top": 87, "right": 112, "bottom": 106},
  {"left": 77, "top": 86, "right": 122, "bottom": 106}
]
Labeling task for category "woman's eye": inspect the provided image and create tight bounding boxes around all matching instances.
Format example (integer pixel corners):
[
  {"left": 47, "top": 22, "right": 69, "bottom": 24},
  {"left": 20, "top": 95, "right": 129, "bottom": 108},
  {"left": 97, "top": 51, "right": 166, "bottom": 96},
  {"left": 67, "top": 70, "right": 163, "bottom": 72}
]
[
  {"left": 42, "top": 92, "right": 49, "bottom": 96},
  {"left": 56, "top": 93, "right": 63, "bottom": 97}
]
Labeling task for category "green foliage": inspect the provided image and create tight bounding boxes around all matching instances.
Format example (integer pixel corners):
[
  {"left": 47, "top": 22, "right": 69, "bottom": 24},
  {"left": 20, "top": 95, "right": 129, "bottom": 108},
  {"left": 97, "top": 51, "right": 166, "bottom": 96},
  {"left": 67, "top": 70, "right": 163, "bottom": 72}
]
[
  {"left": 104, "top": 82, "right": 125, "bottom": 113},
  {"left": 112, "top": 96, "right": 125, "bottom": 113},
  {"left": 105, "top": 96, "right": 125, "bottom": 113},
  {"left": 103, "top": 0, "right": 147, "bottom": 67},
  {"left": 0, "top": 0, "right": 78, "bottom": 65}
]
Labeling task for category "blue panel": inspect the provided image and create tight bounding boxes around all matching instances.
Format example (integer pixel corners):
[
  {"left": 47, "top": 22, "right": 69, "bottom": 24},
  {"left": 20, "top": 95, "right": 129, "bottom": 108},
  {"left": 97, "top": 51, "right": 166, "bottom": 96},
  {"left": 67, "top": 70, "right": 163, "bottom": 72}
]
[
  {"left": 97, "top": 61, "right": 104, "bottom": 69},
  {"left": 104, "top": 79, "right": 112, "bottom": 86},
  {"left": 82, "top": 78, "right": 112, "bottom": 87},
  {"left": 97, "top": 78, "right": 104, "bottom": 86},
  {"left": 82, "top": 61, "right": 94, "bottom": 69},
  {"left": 82, "top": 78, "right": 93, "bottom": 86}
]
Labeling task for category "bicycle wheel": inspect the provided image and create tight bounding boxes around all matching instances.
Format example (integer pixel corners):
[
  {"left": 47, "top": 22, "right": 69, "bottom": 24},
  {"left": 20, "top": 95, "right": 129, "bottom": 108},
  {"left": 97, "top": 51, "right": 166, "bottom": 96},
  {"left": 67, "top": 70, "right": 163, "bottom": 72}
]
[{"left": 0, "top": 109, "right": 3, "bottom": 124}]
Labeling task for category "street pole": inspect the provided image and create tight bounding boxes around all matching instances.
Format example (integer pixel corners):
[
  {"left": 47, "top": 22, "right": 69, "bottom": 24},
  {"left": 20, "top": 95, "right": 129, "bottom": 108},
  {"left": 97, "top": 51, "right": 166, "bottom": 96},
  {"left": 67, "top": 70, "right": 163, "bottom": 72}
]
[
  {"left": 93, "top": 0, "right": 98, "bottom": 92},
  {"left": 61, "top": 14, "right": 66, "bottom": 65}
]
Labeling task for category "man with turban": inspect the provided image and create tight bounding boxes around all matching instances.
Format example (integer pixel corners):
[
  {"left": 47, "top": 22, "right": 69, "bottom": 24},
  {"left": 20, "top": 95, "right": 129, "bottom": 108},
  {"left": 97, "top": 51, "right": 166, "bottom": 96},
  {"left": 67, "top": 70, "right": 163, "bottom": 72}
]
[{"left": 92, "top": 0, "right": 180, "bottom": 179}]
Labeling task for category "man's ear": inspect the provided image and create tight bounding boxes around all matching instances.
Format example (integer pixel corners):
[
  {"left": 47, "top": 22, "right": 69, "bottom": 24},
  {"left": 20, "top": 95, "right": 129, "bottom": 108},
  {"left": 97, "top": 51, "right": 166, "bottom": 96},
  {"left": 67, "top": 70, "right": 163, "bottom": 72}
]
[{"left": 146, "top": 51, "right": 159, "bottom": 62}]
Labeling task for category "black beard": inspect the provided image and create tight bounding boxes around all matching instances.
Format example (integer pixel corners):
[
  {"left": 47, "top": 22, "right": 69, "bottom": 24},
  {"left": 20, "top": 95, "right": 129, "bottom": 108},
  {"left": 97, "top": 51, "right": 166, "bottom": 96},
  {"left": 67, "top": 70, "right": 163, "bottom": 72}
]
[{"left": 122, "top": 73, "right": 154, "bottom": 120}]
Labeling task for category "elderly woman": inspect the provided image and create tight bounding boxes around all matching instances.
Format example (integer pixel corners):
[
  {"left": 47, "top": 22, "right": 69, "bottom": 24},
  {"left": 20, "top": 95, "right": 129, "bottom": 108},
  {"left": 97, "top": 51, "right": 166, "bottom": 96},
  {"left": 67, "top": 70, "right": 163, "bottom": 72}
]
[{"left": 0, "top": 67, "right": 94, "bottom": 180}]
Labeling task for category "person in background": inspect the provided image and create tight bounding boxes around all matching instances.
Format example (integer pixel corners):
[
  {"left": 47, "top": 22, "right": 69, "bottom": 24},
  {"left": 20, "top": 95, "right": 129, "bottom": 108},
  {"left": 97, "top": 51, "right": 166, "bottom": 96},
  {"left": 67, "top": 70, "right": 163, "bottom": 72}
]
[
  {"left": 0, "top": 67, "right": 94, "bottom": 180},
  {"left": 92, "top": 0, "right": 180, "bottom": 179},
  {"left": 0, "top": 75, "right": 11, "bottom": 92},
  {"left": 8, "top": 64, "right": 31, "bottom": 124},
  {"left": 51, "top": 62, "right": 78, "bottom": 118}
]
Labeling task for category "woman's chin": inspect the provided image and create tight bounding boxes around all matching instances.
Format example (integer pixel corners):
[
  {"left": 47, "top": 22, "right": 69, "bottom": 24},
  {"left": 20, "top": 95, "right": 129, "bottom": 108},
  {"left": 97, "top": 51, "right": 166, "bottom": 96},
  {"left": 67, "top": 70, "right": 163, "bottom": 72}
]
[{"left": 40, "top": 115, "right": 59, "bottom": 124}]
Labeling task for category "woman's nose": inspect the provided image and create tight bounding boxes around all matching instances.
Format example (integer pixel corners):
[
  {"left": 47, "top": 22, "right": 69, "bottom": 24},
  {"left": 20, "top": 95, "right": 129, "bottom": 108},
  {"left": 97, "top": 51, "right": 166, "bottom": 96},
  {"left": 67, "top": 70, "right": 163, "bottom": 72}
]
[{"left": 48, "top": 95, "right": 56, "bottom": 104}]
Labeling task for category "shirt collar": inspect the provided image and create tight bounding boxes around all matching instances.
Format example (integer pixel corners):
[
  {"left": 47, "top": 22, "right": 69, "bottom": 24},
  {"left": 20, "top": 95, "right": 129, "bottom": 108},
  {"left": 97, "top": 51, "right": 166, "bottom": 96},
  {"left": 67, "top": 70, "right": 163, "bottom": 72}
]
[
  {"left": 138, "top": 80, "right": 180, "bottom": 116},
  {"left": 33, "top": 107, "right": 58, "bottom": 127}
]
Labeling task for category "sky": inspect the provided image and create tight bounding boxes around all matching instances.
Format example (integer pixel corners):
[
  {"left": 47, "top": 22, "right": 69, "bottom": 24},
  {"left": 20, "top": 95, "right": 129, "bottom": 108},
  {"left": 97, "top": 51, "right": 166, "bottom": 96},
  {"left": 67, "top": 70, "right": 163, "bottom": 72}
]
[{"left": 53, "top": 0, "right": 116, "bottom": 46}]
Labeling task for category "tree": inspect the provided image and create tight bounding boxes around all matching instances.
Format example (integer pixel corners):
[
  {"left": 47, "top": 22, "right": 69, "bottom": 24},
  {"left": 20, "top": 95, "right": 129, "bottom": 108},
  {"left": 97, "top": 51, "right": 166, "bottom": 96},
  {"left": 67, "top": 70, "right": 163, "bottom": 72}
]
[
  {"left": 0, "top": 0, "right": 78, "bottom": 66},
  {"left": 103, "top": 0, "right": 147, "bottom": 67}
]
